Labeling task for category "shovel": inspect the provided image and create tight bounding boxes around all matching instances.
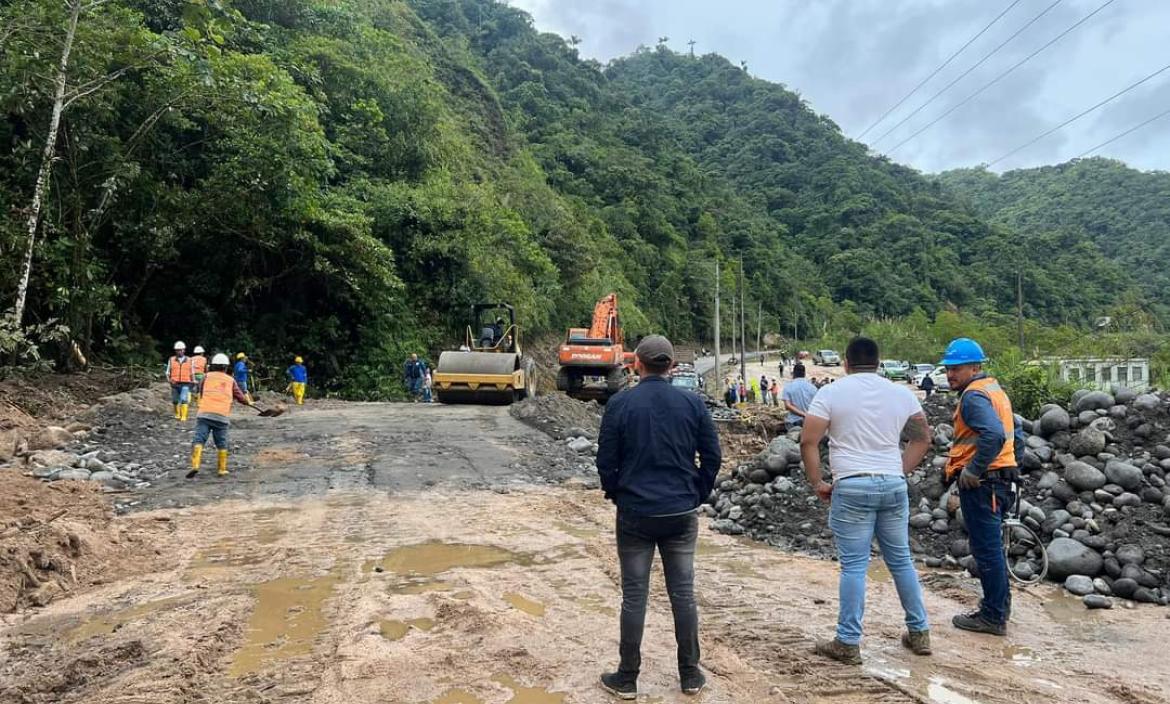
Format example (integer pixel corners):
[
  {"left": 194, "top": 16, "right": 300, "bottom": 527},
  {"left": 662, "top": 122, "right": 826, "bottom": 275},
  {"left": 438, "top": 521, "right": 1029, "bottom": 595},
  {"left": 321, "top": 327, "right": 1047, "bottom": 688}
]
[{"left": 251, "top": 403, "right": 286, "bottom": 418}]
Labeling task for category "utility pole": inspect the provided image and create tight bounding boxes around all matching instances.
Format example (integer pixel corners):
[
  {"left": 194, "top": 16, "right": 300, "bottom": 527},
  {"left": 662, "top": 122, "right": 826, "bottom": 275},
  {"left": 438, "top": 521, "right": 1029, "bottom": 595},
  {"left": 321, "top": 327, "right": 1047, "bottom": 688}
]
[
  {"left": 756, "top": 301, "right": 763, "bottom": 356},
  {"left": 687, "top": 39, "right": 696, "bottom": 57},
  {"left": 714, "top": 259, "right": 721, "bottom": 395},
  {"left": 739, "top": 258, "right": 747, "bottom": 384},
  {"left": 730, "top": 292, "right": 737, "bottom": 379},
  {"left": 1017, "top": 270, "right": 1025, "bottom": 354}
]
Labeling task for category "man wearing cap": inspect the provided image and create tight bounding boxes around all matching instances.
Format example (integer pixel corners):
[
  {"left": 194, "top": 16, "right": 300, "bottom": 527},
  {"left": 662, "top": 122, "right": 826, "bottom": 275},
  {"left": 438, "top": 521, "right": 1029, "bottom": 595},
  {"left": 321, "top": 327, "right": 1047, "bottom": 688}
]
[
  {"left": 940, "top": 337, "right": 1025, "bottom": 636},
  {"left": 596, "top": 335, "right": 722, "bottom": 699}
]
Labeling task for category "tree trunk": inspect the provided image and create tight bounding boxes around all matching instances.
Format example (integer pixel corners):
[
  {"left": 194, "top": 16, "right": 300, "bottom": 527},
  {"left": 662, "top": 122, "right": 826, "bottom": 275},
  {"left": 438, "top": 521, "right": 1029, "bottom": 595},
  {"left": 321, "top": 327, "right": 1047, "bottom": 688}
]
[{"left": 11, "top": 0, "right": 82, "bottom": 328}]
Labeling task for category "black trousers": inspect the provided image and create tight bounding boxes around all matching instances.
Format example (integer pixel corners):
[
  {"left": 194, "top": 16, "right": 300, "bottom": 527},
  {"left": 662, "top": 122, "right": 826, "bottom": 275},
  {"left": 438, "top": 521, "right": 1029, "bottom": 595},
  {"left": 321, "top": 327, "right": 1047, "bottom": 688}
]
[{"left": 615, "top": 510, "right": 701, "bottom": 678}]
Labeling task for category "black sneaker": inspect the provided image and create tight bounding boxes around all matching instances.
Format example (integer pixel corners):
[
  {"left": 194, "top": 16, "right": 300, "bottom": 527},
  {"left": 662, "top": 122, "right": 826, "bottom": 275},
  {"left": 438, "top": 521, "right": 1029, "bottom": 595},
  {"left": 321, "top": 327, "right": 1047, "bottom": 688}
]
[
  {"left": 952, "top": 610, "right": 1006, "bottom": 636},
  {"left": 600, "top": 672, "right": 637, "bottom": 700},
  {"left": 681, "top": 669, "right": 707, "bottom": 695}
]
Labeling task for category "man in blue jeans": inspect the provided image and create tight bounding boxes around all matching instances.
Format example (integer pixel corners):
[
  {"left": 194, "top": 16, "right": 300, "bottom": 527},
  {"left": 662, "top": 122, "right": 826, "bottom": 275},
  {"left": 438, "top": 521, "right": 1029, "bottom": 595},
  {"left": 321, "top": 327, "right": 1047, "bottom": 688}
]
[
  {"left": 800, "top": 336, "right": 933, "bottom": 664},
  {"left": 941, "top": 338, "right": 1025, "bottom": 635},
  {"left": 596, "top": 335, "right": 722, "bottom": 699}
]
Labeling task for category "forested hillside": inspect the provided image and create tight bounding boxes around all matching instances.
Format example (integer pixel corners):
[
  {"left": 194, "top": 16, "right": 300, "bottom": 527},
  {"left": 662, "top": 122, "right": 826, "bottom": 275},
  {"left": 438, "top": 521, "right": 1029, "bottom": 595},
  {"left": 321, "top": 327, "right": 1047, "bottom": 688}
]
[
  {"left": 0, "top": 0, "right": 1155, "bottom": 392},
  {"left": 939, "top": 159, "right": 1170, "bottom": 323}
]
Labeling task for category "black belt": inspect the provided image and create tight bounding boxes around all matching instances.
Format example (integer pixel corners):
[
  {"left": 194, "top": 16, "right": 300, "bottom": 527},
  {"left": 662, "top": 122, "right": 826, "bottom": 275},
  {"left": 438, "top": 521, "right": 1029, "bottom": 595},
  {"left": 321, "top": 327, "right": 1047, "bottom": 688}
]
[{"left": 835, "top": 473, "right": 905, "bottom": 482}]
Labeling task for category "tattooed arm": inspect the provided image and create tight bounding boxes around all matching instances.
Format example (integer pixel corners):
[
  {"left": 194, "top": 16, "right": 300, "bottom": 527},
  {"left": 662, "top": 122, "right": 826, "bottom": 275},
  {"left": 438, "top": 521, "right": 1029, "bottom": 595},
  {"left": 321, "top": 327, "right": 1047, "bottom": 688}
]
[{"left": 901, "top": 412, "right": 932, "bottom": 475}]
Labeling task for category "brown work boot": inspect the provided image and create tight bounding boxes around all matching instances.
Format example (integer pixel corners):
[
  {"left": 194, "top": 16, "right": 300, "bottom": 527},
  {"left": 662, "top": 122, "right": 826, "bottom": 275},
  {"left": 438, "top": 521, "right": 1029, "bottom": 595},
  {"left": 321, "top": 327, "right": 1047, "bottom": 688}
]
[
  {"left": 814, "top": 638, "right": 861, "bottom": 665},
  {"left": 901, "top": 629, "right": 932, "bottom": 655}
]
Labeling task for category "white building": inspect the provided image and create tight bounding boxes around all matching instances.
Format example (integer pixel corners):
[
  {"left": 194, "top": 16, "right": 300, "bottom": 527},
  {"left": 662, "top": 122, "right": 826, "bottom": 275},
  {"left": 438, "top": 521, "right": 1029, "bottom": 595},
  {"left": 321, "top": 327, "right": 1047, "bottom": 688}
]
[{"left": 1053, "top": 357, "right": 1151, "bottom": 391}]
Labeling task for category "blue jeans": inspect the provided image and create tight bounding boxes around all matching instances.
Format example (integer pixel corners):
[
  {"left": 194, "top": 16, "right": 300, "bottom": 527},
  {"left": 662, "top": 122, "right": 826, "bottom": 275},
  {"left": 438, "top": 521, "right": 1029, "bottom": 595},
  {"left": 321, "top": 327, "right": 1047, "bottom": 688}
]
[
  {"left": 958, "top": 478, "right": 1012, "bottom": 624},
  {"left": 193, "top": 418, "right": 229, "bottom": 449},
  {"left": 170, "top": 383, "right": 191, "bottom": 404},
  {"left": 829, "top": 474, "right": 929, "bottom": 644},
  {"left": 615, "top": 510, "right": 700, "bottom": 678}
]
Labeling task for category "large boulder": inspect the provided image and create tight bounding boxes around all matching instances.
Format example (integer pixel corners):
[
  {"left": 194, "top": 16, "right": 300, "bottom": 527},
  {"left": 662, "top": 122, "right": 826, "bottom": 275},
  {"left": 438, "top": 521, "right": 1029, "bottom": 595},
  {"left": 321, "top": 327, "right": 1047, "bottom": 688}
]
[
  {"left": 1104, "top": 460, "right": 1144, "bottom": 491},
  {"left": 1063, "top": 461, "right": 1107, "bottom": 491},
  {"left": 1046, "top": 537, "right": 1104, "bottom": 580},
  {"left": 766, "top": 436, "right": 802, "bottom": 464},
  {"left": 1068, "top": 428, "right": 1107, "bottom": 458},
  {"left": 1064, "top": 575, "right": 1096, "bottom": 596},
  {"left": 1074, "top": 391, "right": 1114, "bottom": 413},
  {"left": 1133, "top": 393, "right": 1161, "bottom": 412},
  {"left": 1038, "top": 407, "right": 1071, "bottom": 437},
  {"left": 27, "top": 426, "right": 74, "bottom": 451},
  {"left": 1112, "top": 387, "right": 1138, "bottom": 405}
]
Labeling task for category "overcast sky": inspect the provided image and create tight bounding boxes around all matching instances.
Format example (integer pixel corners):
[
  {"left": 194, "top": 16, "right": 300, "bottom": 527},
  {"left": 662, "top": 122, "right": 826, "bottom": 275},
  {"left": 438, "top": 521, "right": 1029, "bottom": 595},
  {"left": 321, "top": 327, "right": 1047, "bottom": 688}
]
[{"left": 509, "top": 0, "right": 1170, "bottom": 174}]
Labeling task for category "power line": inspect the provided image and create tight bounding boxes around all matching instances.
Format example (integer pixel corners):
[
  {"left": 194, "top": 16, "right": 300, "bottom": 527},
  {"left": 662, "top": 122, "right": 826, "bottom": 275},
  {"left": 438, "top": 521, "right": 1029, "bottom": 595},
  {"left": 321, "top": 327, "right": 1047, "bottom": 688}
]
[
  {"left": 988, "top": 62, "right": 1170, "bottom": 167},
  {"left": 887, "top": 0, "right": 1117, "bottom": 155},
  {"left": 870, "top": 0, "right": 1065, "bottom": 147},
  {"left": 1075, "top": 105, "right": 1170, "bottom": 158},
  {"left": 857, "top": 0, "right": 1023, "bottom": 140}
]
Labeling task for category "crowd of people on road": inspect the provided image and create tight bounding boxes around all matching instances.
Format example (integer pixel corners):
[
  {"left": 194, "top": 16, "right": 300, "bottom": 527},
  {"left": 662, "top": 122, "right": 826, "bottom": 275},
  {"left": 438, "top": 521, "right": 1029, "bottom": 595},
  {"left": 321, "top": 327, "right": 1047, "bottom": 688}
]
[
  {"left": 596, "top": 333, "right": 1021, "bottom": 698},
  {"left": 164, "top": 341, "right": 311, "bottom": 478}
]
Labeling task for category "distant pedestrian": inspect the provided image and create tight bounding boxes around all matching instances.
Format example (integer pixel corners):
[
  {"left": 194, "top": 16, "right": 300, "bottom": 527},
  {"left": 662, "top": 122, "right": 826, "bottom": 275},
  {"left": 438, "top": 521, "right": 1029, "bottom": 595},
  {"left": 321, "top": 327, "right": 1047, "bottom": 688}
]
[
  {"left": 781, "top": 365, "right": 817, "bottom": 428},
  {"left": 778, "top": 358, "right": 785, "bottom": 378},
  {"left": 919, "top": 373, "right": 935, "bottom": 398},
  {"left": 748, "top": 378, "right": 759, "bottom": 404},
  {"left": 596, "top": 335, "right": 721, "bottom": 699},
  {"left": 770, "top": 379, "right": 780, "bottom": 406},
  {"left": 188, "top": 353, "right": 256, "bottom": 479},
  {"left": 286, "top": 356, "right": 308, "bottom": 405},
  {"left": 233, "top": 352, "right": 253, "bottom": 404},
  {"left": 423, "top": 371, "right": 434, "bottom": 403},
  {"left": 940, "top": 338, "right": 1025, "bottom": 636},
  {"left": 404, "top": 353, "right": 427, "bottom": 401},
  {"left": 800, "top": 337, "right": 933, "bottom": 664},
  {"left": 793, "top": 360, "right": 806, "bottom": 379},
  {"left": 759, "top": 376, "right": 769, "bottom": 405},
  {"left": 165, "top": 341, "right": 194, "bottom": 421}
]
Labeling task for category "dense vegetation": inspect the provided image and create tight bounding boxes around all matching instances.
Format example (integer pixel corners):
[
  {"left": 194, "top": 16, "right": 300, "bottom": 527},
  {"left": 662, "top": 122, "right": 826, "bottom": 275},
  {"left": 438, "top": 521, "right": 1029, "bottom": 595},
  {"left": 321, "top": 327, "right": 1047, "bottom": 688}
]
[
  {"left": 939, "top": 159, "right": 1170, "bottom": 325},
  {"left": 0, "top": 0, "right": 1161, "bottom": 394}
]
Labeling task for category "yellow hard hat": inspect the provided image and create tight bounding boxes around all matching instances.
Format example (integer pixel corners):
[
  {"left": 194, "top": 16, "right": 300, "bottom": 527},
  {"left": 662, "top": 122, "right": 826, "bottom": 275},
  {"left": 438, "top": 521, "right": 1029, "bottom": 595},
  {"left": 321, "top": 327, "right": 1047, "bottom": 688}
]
[
  {"left": 295, "top": 356, "right": 303, "bottom": 364},
  {"left": 236, "top": 352, "right": 246, "bottom": 360}
]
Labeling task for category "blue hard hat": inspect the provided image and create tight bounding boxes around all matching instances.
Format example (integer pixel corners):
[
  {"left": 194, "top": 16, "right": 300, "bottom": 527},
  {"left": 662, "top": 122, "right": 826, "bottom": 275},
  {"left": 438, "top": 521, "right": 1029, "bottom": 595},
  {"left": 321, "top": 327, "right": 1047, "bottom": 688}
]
[{"left": 940, "top": 337, "right": 987, "bottom": 366}]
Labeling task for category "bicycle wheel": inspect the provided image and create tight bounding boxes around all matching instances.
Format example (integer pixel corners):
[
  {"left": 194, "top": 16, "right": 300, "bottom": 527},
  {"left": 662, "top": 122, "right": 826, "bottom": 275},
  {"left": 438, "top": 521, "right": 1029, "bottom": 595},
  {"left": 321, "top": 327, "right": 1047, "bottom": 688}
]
[{"left": 1003, "top": 520, "right": 1048, "bottom": 585}]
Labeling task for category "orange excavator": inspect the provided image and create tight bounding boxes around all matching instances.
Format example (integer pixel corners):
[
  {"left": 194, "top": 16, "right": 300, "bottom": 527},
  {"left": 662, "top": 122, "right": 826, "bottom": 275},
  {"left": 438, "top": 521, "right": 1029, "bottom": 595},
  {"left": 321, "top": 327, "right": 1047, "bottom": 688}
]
[{"left": 556, "top": 293, "right": 635, "bottom": 402}]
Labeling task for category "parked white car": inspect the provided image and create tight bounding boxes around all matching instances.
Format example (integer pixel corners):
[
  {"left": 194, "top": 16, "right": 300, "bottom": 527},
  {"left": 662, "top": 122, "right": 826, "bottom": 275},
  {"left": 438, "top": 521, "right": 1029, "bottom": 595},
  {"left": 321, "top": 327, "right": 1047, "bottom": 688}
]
[
  {"left": 813, "top": 349, "right": 841, "bottom": 366},
  {"left": 911, "top": 365, "right": 950, "bottom": 391}
]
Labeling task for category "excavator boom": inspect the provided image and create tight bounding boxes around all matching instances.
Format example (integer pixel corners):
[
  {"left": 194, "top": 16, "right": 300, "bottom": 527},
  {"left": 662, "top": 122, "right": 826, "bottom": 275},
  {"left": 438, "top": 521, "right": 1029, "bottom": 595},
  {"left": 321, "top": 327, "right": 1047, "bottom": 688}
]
[{"left": 557, "top": 293, "right": 633, "bottom": 402}]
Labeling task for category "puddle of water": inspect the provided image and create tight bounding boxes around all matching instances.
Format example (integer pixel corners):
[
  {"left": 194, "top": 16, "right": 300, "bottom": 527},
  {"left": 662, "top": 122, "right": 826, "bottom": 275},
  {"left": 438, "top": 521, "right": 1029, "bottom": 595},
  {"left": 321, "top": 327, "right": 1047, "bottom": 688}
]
[
  {"left": 228, "top": 569, "right": 343, "bottom": 677},
  {"left": 188, "top": 542, "right": 265, "bottom": 572},
  {"left": 1001, "top": 644, "right": 1037, "bottom": 665},
  {"left": 433, "top": 690, "right": 483, "bottom": 704},
  {"left": 67, "top": 596, "right": 187, "bottom": 643},
  {"left": 554, "top": 521, "right": 599, "bottom": 539},
  {"left": 379, "top": 617, "right": 436, "bottom": 641},
  {"left": 492, "top": 674, "right": 566, "bottom": 704},
  {"left": 364, "top": 542, "right": 530, "bottom": 576},
  {"left": 389, "top": 578, "right": 454, "bottom": 595},
  {"left": 504, "top": 593, "right": 546, "bottom": 617},
  {"left": 927, "top": 676, "right": 984, "bottom": 704}
]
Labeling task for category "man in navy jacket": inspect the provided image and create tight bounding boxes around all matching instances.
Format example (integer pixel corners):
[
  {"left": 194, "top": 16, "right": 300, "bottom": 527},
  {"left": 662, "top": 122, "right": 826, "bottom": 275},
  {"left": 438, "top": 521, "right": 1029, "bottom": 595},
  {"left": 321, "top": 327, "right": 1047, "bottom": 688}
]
[{"left": 596, "top": 335, "right": 722, "bottom": 700}]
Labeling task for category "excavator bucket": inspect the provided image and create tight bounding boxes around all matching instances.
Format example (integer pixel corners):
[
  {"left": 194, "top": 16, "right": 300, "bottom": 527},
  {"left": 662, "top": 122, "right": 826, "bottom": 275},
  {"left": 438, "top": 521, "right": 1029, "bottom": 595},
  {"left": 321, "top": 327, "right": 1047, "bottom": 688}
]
[{"left": 433, "top": 351, "right": 530, "bottom": 405}]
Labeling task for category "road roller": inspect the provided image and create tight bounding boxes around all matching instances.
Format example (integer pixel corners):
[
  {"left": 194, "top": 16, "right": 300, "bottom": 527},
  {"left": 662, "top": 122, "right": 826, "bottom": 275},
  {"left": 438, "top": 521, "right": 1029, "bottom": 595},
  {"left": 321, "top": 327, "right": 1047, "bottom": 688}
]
[{"left": 433, "top": 303, "right": 537, "bottom": 405}]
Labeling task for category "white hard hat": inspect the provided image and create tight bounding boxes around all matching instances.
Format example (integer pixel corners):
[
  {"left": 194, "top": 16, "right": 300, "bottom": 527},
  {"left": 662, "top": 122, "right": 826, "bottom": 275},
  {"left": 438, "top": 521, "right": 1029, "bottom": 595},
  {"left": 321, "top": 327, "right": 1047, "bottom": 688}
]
[
  {"left": 211, "top": 353, "right": 230, "bottom": 365},
  {"left": 174, "top": 341, "right": 186, "bottom": 350},
  {"left": 194, "top": 345, "right": 205, "bottom": 354}
]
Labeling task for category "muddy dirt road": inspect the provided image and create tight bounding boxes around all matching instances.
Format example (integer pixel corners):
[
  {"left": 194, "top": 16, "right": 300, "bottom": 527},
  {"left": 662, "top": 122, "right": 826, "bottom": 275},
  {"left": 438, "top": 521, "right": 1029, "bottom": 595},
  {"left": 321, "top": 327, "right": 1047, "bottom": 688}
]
[{"left": 1, "top": 402, "right": 1167, "bottom": 704}]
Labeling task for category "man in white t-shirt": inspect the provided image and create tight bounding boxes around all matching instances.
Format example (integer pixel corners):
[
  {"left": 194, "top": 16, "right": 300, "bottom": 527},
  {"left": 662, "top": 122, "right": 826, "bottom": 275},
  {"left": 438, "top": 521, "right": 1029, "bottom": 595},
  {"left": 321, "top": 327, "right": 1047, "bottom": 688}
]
[{"left": 799, "top": 336, "right": 933, "bottom": 665}]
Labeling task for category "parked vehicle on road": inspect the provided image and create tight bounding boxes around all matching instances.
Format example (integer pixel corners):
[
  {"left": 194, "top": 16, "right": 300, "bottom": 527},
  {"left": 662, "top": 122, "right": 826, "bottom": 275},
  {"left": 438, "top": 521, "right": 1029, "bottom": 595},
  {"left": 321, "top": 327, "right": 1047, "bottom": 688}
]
[
  {"left": 813, "top": 349, "right": 841, "bottom": 366},
  {"left": 911, "top": 365, "right": 950, "bottom": 391},
  {"left": 878, "top": 359, "right": 909, "bottom": 380}
]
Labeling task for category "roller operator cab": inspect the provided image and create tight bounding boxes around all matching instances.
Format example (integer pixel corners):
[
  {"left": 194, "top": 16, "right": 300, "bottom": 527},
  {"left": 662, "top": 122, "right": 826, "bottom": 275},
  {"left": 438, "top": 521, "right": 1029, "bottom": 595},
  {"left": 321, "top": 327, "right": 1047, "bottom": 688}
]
[{"left": 433, "top": 303, "right": 537, "bottom": 405}]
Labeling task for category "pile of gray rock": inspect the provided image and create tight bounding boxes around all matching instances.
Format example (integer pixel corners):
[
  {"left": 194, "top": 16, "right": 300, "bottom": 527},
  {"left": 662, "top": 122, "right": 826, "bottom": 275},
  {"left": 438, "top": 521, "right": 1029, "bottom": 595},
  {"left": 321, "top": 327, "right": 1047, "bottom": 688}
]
[
  {"left": 22, "top": 444, "right": 161, "bottom": 490},
  {"left": 706, "top": 386, "right": 1170, "bottom": 610}
]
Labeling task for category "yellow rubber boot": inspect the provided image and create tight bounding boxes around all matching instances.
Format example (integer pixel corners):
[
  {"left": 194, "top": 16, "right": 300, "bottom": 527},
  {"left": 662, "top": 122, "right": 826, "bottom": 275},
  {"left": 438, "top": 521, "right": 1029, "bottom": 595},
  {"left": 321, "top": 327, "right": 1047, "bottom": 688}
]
[
  {"left": 173, "top": 404, "right": 181, "bottom": 420},
  {"left": 187, "top": 445, "right": 203, "bottom": 478},
  {"left": 179, "top": 403, "right": 189, "bottom": 421},
  {"left": 217, "top": 450, "right": 229, "bottom": 477}
]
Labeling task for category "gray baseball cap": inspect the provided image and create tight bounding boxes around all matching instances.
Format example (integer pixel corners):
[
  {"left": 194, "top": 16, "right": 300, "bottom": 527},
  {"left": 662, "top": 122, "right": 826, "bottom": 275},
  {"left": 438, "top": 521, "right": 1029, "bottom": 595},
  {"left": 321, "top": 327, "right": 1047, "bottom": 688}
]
[{"left": 636, "top": 335, "right": 674, "bottom": 364}]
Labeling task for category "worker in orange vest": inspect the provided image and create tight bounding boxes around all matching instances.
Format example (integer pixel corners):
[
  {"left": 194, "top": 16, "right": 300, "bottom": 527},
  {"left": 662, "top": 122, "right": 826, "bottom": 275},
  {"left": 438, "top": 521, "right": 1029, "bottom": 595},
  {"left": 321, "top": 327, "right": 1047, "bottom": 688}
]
[
  {"left": 165, "top": 341, "right": 194, "bottom": 421},
  {"left": 941, "top": 338, "right": 1024, "bottom": 636},
  {"left": 188, "top": 353, "right": 255, "bottom": 478},
  {"left": 190, "top": 345, "right": 208, "bottom": 401}
]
